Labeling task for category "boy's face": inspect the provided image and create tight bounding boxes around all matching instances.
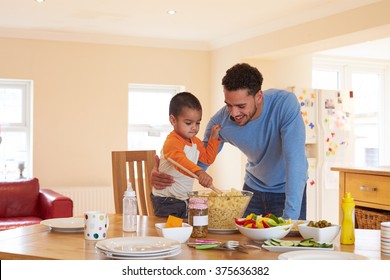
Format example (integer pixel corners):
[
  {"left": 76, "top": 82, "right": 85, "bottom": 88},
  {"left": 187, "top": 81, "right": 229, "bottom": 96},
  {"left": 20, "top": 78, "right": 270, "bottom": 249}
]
[
  {"left": 224, "top": 88, "right": 263, "bottom": 126},
  {"left": 170, "top": 107, "right": 202, "bottom": 141}
]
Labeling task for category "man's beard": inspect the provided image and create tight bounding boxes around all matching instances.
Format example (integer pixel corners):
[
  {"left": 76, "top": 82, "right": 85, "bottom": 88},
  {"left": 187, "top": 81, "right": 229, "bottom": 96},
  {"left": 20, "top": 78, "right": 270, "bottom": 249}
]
[{"left": 229, "top": 105, "right": 257, "bottom": 126}]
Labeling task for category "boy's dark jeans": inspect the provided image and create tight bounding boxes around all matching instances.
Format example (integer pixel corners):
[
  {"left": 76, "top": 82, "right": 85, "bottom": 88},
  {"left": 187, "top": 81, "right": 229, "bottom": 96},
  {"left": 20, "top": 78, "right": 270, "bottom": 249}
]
[{"left": 150, "top": 193, "right": 188, "bottom": 218}]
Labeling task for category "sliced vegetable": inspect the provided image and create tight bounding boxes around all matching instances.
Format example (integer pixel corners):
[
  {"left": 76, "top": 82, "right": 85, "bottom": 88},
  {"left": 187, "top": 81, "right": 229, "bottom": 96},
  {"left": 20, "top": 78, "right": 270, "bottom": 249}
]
[
  {"left": 243, "top": 220, "right": 256, "bottom": 228},
  {"left": 263, "top": 237, "right": 333, "bottom": 248},
  {"left": 261, "top": 220, "right": 270, "bottom": 228},
  {"left": 234, "top": 218, "right": 246, "bottom": 226},
  {"left": 268, "top": 214, "right": 280, "bottom": 224},
  {"left": 234, "top": 212, "right": 292, "bottom": 229},
  {"left": 280, "top": 240, "right": 295, "bottom": 246},
  {"left": 256, "top": 219, "right": 264, "bottom": 228}
]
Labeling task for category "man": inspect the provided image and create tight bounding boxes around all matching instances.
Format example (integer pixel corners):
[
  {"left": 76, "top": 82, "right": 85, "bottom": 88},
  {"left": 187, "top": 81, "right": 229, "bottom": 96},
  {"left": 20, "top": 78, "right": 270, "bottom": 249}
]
[{"left": 152, "top": 63, "right": 308, "bottom": 219}]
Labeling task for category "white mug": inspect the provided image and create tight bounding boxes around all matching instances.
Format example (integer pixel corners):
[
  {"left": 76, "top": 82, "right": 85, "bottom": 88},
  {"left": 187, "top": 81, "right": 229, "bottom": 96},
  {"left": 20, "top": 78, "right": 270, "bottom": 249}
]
[{"left": 84, "top": 211, "right": 109, "bottom": 240}]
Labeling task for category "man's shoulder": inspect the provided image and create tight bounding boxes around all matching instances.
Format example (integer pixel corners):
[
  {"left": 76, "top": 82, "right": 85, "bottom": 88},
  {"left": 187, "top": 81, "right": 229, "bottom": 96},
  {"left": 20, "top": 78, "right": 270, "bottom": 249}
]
[
  {"left": 263, "top": 89, "right": 300, "bottom": 116},
  {"left": 263, "top": 88, "right": 293, "bottom": 96},
  {"left": 264, "top": 89, "right": 298, "bottom": 103}
]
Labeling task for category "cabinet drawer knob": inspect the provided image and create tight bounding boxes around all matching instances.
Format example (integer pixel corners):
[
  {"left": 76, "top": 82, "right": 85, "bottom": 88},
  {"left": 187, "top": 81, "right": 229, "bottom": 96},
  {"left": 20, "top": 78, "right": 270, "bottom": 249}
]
[{"left": 359, "top": 185, "right": 378, "bottom": 192}]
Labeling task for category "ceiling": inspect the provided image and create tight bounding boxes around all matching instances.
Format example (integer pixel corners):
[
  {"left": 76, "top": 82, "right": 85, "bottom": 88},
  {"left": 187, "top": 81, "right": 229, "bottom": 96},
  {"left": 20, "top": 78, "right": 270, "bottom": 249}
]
[{"left": 1, "top": 0, "right": 389, "bottom": 59}]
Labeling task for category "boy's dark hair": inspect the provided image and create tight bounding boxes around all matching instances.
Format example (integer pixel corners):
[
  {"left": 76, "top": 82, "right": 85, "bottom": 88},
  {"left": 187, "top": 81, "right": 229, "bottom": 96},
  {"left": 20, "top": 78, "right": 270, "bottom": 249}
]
[
  {"left": 169, "top": 92, "right": 202, "bottom": 117},
  {"left": 222, "top": 63, "right": 263, "bottom": 96}
]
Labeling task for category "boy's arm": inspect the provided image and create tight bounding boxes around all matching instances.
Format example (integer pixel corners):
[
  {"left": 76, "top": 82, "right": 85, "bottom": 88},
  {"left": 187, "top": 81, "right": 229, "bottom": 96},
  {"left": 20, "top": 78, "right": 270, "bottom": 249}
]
[{"left": 197, "top": 124, "right": 221, "bottom": 165}]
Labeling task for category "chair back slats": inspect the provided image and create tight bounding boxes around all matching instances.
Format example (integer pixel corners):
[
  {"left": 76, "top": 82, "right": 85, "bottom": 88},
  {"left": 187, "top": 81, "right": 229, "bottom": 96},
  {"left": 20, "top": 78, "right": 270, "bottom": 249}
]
[{"left": 112, "top": 150, "right": 156, "bottom": 216}]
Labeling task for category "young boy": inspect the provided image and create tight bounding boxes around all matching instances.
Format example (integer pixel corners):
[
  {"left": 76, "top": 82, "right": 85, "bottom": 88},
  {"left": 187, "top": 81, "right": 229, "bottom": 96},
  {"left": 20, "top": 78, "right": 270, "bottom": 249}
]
[{"left": 151, "top": 92, "right": 221, "bottom": 218}]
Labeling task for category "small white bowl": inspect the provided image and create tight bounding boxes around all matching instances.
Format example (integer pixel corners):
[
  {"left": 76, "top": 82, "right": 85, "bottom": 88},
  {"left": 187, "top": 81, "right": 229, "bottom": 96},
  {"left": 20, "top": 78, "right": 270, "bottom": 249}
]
[
  {"left": 155, "top": 222, "right": 193, "bottom": 243},
  {"left": 236, "top": 223, "right": 293, "bottom": 243},
  {"left": 298, "top": 223, "right": 340, "bottom": 243}
]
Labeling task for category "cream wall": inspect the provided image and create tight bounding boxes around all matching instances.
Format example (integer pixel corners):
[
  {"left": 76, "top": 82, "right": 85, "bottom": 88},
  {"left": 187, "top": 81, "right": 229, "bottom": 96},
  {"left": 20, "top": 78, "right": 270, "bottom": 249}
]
[
  {"left": 0, "top": 38, "right": 210, "bottom": 188},
  {"left": 0, "top": 0, "right": 389, "bottom": 197}
]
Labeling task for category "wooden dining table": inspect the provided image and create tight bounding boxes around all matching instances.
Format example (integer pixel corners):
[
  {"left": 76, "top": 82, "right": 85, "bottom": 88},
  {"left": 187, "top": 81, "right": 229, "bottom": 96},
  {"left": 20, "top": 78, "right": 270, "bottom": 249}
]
[{"left": 0, "top": 214, "right": 388, "bottom": 260}]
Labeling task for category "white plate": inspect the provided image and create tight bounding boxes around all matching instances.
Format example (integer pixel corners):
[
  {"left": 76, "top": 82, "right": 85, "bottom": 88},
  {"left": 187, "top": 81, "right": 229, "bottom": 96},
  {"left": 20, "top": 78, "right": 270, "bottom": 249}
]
[
  {"left": 262, "top": 244, "right": 334, "bottom": 252},
  {"left": 208, "top": 228, "right": 239, "bottom": 234},
  {"left": 96, "top": 237, "right": 181, "bottom": 254},
  {"left": 97, "top": 246, "right": 181, "bottom": 257},
  {"left": 40, "top": 218, "right": 84, "bottom": 232},
  {"left": 98, "top": 247, "right": 182, "bottom": 259},
  {"left": 278, "top": 250, "right": 368, "bottom": 260}
]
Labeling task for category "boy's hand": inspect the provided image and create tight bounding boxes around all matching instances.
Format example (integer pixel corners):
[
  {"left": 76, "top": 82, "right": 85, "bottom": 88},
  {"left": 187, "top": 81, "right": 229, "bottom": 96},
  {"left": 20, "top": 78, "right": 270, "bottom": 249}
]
[
  {"left": 210, "top": 124, "right": 222, "bottom": 140},
  {"left": 195, "top": 170, "right": 213, "bottom": 188}
]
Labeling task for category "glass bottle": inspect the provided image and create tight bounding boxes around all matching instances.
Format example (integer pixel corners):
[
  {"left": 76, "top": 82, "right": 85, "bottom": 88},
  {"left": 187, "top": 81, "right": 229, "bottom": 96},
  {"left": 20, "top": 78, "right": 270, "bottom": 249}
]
[{"left": 188, "top": 197, "right": 208, "bottom": 238}]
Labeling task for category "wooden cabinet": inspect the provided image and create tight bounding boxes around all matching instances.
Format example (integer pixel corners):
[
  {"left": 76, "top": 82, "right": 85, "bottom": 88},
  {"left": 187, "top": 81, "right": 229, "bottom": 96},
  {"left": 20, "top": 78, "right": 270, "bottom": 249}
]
[{"left": 331, "top": 166, "right": 390, "bottom": 223}]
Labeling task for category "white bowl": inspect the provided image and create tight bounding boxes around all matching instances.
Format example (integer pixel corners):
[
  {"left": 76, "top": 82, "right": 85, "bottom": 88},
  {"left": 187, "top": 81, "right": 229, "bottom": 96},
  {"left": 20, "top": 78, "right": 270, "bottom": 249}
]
[
  {"left": 298, "top": 223, "right": 340, "bottom": 243},
  {"left": 155, "top": 222, "right": 193, "bottom": 243},
  {"left": 236, "top": 223, "right": 293, "bottom": 243}
]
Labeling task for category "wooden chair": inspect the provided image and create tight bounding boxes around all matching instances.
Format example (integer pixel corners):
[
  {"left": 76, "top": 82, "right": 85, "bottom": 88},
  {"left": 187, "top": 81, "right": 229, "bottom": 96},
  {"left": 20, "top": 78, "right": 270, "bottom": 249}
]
[{"left": 111, "top": 150, "right": 156, "bottom": 216}]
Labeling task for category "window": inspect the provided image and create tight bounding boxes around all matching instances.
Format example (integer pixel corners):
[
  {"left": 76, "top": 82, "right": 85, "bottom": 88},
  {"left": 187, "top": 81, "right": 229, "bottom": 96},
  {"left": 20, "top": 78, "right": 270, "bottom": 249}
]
[
  {"left": 313, "top": 58, "right": 389, "bottom": 165},
  {"left": 0, "top": 79, "right": 33, "bottom": 180},
  {"left": 351, "top": 68, "right": 384, "bottom": 166},
  {"left": 128, "top": 84, "right": 184, "bottom": 153},
  {"left": 312, "top": 69, "right": 340, "bottom": 90}
]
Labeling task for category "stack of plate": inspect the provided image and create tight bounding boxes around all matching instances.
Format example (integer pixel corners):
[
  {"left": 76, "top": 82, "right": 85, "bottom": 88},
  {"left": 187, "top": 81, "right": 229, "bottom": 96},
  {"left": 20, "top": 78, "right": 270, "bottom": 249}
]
[{"left": 96, "top": 236, "right": 182, "bottom": 259}]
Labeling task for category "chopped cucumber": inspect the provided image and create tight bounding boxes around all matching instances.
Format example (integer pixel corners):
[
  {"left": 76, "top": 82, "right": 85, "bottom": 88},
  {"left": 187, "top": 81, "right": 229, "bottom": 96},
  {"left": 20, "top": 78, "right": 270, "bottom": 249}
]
[
  {"left": 270, "top": 238, "right": 283, "bottom": 243},
  {"left": 263, "top": 238, "right": 333, "bottom": 248},
  {"left": 280, "top": 240, "right": 295, "bottom": 246},
  {"left": 299, "top": 241, "right": 314, "bottom": 247}
]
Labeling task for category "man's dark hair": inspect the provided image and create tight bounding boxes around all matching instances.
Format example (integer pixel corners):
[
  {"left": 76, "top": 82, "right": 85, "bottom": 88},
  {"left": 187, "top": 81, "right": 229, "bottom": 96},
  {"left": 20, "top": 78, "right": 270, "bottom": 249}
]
[
  {"left": 222, "top": 63, "right": 263, "bottom": 96},
  {"left": 169, "top": 91, "right": 202, "bottom": 117}
]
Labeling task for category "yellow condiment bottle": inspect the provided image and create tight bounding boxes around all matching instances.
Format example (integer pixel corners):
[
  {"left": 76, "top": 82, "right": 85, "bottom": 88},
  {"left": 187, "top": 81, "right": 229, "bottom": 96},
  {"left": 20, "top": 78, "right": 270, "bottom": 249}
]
[{"left": 340, "top": 192, "right": 355, "bottom": 244}]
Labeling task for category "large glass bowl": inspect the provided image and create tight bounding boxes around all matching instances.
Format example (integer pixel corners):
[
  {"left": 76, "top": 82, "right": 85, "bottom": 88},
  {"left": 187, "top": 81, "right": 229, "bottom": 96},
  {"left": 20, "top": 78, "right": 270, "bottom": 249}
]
[{"left": 188, "top": 189, "right": 253, "bottom": 230}]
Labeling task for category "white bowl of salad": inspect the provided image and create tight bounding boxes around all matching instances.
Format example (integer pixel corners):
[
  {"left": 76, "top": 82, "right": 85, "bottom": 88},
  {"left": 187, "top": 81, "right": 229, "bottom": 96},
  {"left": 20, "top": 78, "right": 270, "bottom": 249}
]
[{"left": 235, "top": 213, "right": 293, "bottom": 242}]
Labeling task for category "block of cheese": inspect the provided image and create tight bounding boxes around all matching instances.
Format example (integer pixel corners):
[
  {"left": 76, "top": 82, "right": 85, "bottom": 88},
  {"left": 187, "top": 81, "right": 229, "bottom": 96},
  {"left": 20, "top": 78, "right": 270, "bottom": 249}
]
[{"left": 165, "top": 215, "right": 183, "bottom": 228}]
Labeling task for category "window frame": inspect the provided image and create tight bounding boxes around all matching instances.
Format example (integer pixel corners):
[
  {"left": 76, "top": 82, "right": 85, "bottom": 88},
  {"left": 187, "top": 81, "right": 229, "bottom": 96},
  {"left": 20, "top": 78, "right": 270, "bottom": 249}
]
[
  {"left": 313, "top": 56, "right": 390, "bottom": 165},
  {"left": 0, "top": 79, "right": 33, "bottom": 179},
  {"left": 127, "top": 83, "right": 185, "bottom": 151}
]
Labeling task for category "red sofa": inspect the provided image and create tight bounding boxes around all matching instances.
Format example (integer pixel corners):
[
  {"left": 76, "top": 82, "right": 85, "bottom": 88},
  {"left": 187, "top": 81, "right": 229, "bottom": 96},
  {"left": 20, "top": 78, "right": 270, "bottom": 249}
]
[{"left": 0, "top": 178, "right": 73, "bottom": 230}]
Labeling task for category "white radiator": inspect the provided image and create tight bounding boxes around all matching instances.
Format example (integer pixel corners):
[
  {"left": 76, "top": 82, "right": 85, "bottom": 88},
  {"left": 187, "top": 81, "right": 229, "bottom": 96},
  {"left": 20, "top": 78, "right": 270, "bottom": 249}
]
[{"left": 54, "top": 186, "right": 115, "bottom": 216}]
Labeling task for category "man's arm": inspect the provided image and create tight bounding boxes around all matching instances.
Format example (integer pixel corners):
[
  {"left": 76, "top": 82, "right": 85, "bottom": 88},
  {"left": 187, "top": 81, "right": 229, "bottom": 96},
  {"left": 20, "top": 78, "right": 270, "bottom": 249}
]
[{"left": 281, "top": 94, "right": 308, "bottom": 219}]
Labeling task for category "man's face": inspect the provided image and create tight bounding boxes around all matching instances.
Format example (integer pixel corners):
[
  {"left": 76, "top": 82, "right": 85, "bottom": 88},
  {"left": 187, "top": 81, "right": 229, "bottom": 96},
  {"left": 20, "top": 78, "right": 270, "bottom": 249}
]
[{"left": 224, "top": 88, "right": 263, "bottom": 126}]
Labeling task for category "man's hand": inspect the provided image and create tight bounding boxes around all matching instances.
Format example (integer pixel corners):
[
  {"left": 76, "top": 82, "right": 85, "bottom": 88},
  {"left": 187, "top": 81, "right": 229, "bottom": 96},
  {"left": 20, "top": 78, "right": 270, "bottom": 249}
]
[{"left": 151, "top": 155, "right": 174, "bottom": 189}]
